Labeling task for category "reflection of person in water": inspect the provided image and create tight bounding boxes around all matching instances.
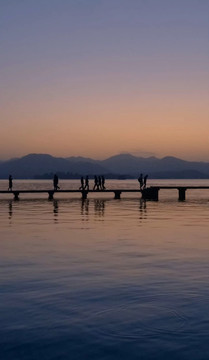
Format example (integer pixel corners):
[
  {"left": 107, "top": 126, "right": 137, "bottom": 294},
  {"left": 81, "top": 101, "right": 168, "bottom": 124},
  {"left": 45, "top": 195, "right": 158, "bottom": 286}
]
[
  {"left": 53, "top": 174, "right": 60, "bottom": 190},
  {"left": 94, "top": 199, "right": 105, "bottom": 217},
  {"left": 8, "top": 175, "right": 13, "bottom": 191},
  {"left": 53, "top": 200, "right": 59, "bottom": 223},
  {"left": 139, "top": 199, "right": 147, "bottom": 221},
  {"left": 8, "top": 201, "right": 13, "bottom": 219},
  {"left": 81, "top": 199, "right": 89, "bottom": 219},
  {"left": 53, "top": 200, "right": 59, "bottom": 215}
]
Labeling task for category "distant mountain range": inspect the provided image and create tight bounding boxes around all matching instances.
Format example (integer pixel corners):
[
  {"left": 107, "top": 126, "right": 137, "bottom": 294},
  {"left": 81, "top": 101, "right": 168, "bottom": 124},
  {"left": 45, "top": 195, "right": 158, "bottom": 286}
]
[{"left": 1, "top": 153, "right": 209, "bottom": 179}]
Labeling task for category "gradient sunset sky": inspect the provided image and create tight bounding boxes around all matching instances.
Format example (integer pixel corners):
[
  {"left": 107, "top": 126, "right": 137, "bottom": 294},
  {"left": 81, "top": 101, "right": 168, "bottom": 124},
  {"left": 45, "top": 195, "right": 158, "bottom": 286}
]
[{"left": 1, "top": 0, "right": 209, "bottom": 161}]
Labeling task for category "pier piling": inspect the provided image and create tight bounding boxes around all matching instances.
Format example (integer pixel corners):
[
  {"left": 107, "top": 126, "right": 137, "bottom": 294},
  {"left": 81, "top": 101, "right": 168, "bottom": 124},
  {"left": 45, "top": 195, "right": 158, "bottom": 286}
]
[
  {"left": 48, "top": 191, "right": 54, "bottom": 200},
  {"left": 178, "top": 187, "right": 186, "bottom": 201},
  {"left": 81, "top": 190, "right": 88, "bottom": 199},
  {"left": 114, "top": 191, "right": 121, "bottom": 199},
  {"left": 142, "top": 187, "right": 159, "bottom": 201},
  {"left": 13, "top": 191, "right": 19, "bottom": 200}
]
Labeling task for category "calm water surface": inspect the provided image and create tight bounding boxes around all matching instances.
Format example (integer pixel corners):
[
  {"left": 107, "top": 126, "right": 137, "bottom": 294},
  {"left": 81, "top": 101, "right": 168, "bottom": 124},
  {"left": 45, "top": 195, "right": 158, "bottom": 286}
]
[{"left": 1, "top": 180, "right": 209, "bottom": 360}]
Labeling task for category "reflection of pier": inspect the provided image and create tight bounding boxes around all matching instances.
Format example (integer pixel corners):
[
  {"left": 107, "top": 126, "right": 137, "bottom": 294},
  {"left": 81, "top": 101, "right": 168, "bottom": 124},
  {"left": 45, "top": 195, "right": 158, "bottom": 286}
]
[{"left": 1, "top": 186, "right": 209, "bottom": 201}]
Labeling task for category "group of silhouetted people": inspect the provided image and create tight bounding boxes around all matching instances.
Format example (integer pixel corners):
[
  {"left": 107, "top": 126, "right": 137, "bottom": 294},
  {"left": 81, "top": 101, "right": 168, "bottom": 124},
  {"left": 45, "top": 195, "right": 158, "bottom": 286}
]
[
  {"left": 93, "top": 175, "right": 106, "bottom": 190},
  {"left": 7, "top": 173, "right": 148, "bottom": 192},
  {"left": 79, "top": 175, "right": 106, "bottom": 190},
  {"left": 138, "top": 173, "right": 148, "bottom": 190}
]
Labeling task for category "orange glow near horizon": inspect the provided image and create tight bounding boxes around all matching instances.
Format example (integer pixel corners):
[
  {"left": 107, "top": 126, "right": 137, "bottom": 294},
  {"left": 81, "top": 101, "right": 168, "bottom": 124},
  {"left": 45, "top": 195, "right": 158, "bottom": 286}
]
[
  {"left": 0, "top": 1, "right": 209, "bottom": 162},
  {"left": 1, "top": 81, "right": 208, "bottom": 161}
]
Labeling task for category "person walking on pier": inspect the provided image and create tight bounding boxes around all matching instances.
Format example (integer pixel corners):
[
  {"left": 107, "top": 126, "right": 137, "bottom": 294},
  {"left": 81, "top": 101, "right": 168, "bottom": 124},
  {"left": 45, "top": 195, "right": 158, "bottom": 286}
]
[
  {"left": 101, "top": 176, "right": 106, "bottom": 190},
  {"left": 53, "top": 174, "right": 60, "bottom": 191},
  {"left": 93, "top": 175, "right": 98, "bottom": 190},
  {"left": 79, "top": 176, "right": 84, "bottom": 190},
  {"left": 8, "top": 175, "right": 13, "bottom": 191},
  {"left": 138, "top": 173, "right": 143, "bottom": 190},
  {"left": 84, "top": 175, "right": 89, "bottom": 190},
  {"left": 143, "top": 174, "right": 148, "bottom": 189},
  {"left": 98, "top": 176, "right": 102, "bottom": 190}
]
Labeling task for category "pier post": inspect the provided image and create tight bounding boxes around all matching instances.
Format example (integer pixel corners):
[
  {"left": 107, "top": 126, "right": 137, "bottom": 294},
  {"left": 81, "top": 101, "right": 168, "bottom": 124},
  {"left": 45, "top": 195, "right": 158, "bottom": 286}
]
[
  {"left": 48, "top": 191, "right": 54, "bottom": 200},
  {"left": 178, "top": 187, "right": 186, "bottom": 201},
  {"left": 114, "top": 191, "right": 121, "bottom": 199},
  {"left": 81, "top": 190, "right": 88, "bottom": 199},
  {"left": 13, "top": 191, "right": 19, "bottom": 200},
  {"left": 142, "top": 187, "right": 159, "bottom": 201}
]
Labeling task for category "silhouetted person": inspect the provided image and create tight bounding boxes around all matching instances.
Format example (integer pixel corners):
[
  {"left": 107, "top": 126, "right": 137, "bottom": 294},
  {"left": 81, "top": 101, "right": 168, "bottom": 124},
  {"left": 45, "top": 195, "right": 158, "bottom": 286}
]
[
  {"left": 8, "top": 175, "right": 13, "bottom": 191},
  {"left": 79, "top": 176, "right": 84, "bottom": 190},
  {"left": 93, "top": 175, "right": 98, "bottom": 190},
  {"left": 143, "top": 174, "right": 148, "bottom": 189},
  {"left": 84, "top": 175, "right": 89, "bottom": 190},
  {"left": 138, "top": 173, "right": 143, "bottom": 190},
  {"left": 98, "top": 176, "right": 102, "bottom": 190},
  {"left": 101, "top": 176, "right": 106, "bottom": 190},
  {"left": 53, "top": 174, "right": 60, "bottom": 190}
]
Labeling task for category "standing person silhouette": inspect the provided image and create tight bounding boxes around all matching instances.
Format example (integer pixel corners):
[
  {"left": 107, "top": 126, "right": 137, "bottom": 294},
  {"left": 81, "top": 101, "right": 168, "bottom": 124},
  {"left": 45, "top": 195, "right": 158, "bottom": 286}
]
[
  {"left": 53, "top": 174, "right": 60, "bottom": 190},
  {"left": 79, "top": 176, "right": 84, "bottom": 190},
  {"left": 101, "top": 176, "right": 106, "bottom": 190},
  {"left": 84, "top": 175, "right": 89, "bottom": 190},
  {"left": 138, "top": 173, "right": 143, "bottom": 190},
  {"left": 143, "top": 174, "right": 148, "bottom": 189},
  {"left": 8, "top": 175, "right": 13, "bottom": 191}
]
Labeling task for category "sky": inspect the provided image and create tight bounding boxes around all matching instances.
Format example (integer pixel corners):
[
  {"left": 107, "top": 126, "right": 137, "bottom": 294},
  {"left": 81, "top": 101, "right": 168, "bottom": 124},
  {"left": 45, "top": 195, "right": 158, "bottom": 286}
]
[{"left": 0, "top": 0, "right": 209, "bottom": 161}]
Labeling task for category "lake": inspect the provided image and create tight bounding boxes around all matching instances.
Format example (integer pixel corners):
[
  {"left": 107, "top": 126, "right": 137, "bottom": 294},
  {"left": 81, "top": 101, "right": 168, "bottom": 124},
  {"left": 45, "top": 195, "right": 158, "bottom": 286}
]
[{"left": 1, "top": 180, "right": 209, "bottom": 360}]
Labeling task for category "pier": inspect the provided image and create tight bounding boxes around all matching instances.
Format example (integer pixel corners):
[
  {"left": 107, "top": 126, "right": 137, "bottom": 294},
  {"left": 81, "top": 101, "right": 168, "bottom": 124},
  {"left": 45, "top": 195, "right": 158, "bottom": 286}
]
[
  {"left": 141, "top": 186, "right": 209, "bottom": 201},
  {"left": 0, "top": 189, "right": 141, "bottom": 201},
  {"left": 1, "top": 186, "right": 209, "bottom": 200}
]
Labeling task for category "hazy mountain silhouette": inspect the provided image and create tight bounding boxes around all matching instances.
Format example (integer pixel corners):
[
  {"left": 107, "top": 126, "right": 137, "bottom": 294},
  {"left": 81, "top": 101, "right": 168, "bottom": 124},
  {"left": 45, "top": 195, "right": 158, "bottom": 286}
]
[
  {"left": 0, "top": 154, "right": 70, "bottom": 178},
  {"left": 101, "top": 154, "right": 209, "bottom": 176},
  {"left": 150, "top": 169, "right": 209, "bottom": 179},
  {"left": 0, "top": 154, "right": 106, "bottom": 178},
  {"left": 66, "top": 156, "right": 98, "bottom": 163},
  {"left": 0, "top": 153, "right": 209, "bottom": 178},
  {"left": 100, "top": 153, "right": 159, "bottom": 174}
]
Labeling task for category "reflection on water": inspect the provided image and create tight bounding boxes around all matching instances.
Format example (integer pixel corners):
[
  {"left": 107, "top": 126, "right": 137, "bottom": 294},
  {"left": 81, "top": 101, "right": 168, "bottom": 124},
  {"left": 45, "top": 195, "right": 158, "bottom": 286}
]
[
  {"left": 8, "top": 201, "right": 13, "bottom": 219},
  {"left": 53, "top": 200, "right": 59, "bottom": 222},
  {"left": 1, "top": 180, "right": 209, "bottom": 360},
  {"left": 81, "top": 198, "right": 89, "bottom": 219},
  {"left": 139, "top": 199, "right": 147, "bottom": 221},
  {"left": 94, "top": 199, "right": 105, "bottom": 218}
]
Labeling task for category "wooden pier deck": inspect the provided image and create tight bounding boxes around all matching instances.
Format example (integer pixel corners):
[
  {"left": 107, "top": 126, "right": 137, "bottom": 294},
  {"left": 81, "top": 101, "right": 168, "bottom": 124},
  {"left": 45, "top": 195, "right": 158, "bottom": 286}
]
[
  {"left": 0, "top": 189, "right": 141, "bottom": 200},
  {"left": 1, "top": 186, "right": 209, "bottom": 200}
]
